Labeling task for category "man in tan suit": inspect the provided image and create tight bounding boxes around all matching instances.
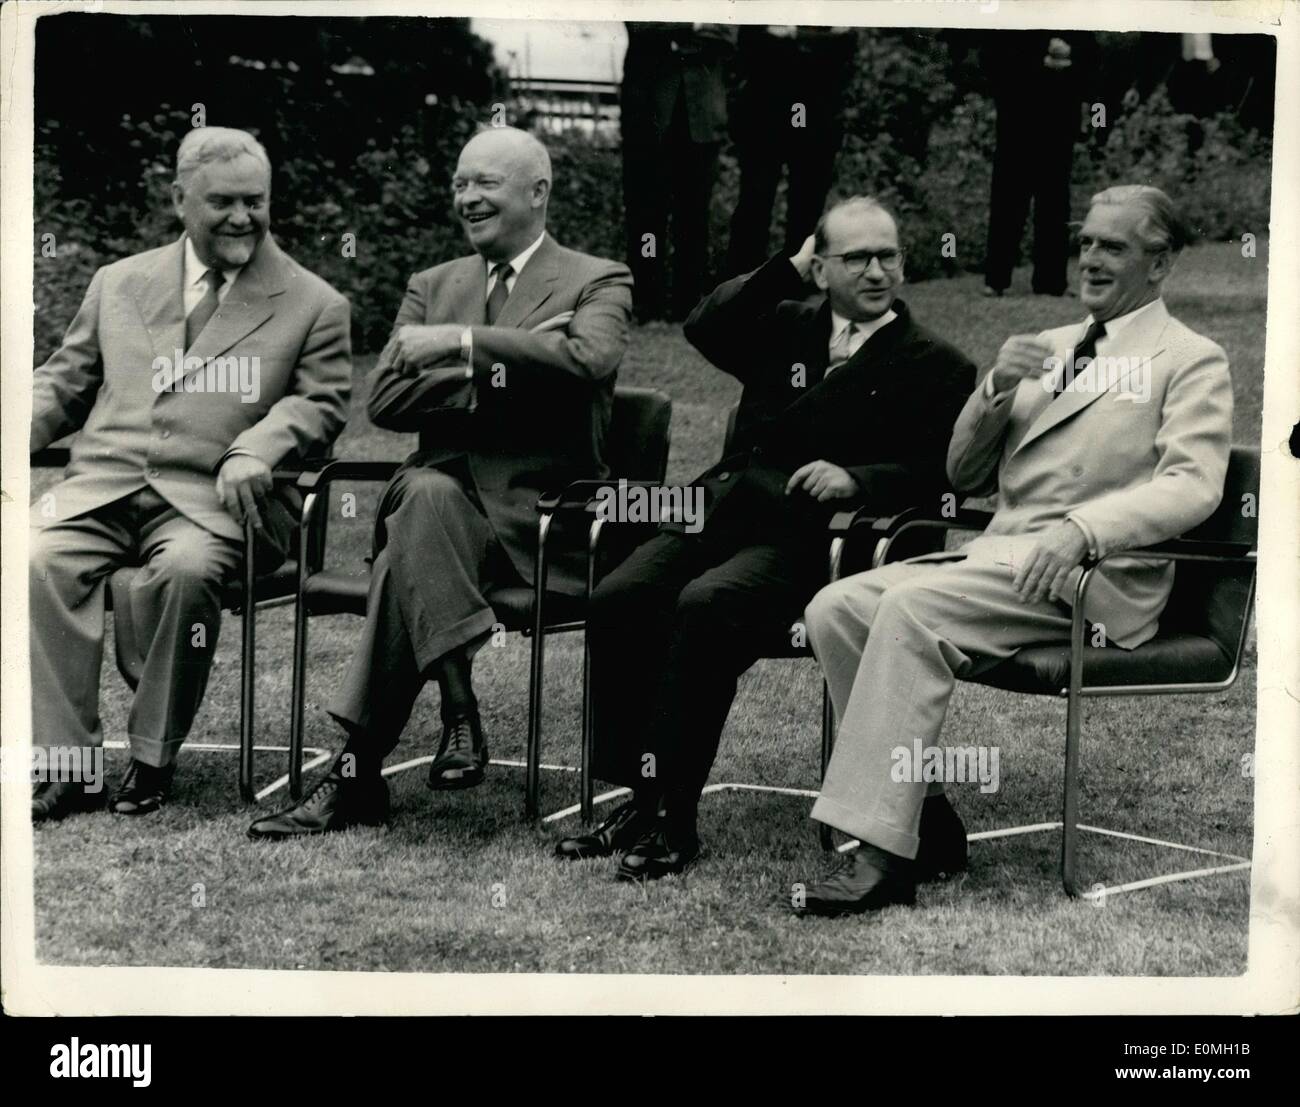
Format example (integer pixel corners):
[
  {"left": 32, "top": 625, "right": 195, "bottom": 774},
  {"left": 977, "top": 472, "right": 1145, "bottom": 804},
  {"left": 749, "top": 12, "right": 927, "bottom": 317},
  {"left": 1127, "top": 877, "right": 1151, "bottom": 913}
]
[
  {"left": 30, "top": 127, "right": 352, "bottom": 822},
  {"left": 795, "top": 185, "right": 1233, "bottom": 914},
  {"left": 249, "top": 127, "right": 632, "bottom": 839}
]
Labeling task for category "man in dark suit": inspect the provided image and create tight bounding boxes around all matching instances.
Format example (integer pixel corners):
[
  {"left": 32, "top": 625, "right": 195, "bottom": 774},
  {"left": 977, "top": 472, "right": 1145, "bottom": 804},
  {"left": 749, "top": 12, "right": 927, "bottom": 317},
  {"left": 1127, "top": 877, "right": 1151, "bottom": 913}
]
[
  {"left": 554, "top": 196, "right": 976, "bottom": 879},
  {"left": 621, "top": 21, "right": 736, "bottom": 322},
  {"left": 725, "top": 25, "right": 857, "bottom": 276},
  {"left": 249, "top": 127, "right": 633, "bottom": 839},
  {"left": 982, "top": 31, "right": 1095, "bottom": 298},
  {"left": 29, "top": 127, "right": 352, "bottom": 821}
]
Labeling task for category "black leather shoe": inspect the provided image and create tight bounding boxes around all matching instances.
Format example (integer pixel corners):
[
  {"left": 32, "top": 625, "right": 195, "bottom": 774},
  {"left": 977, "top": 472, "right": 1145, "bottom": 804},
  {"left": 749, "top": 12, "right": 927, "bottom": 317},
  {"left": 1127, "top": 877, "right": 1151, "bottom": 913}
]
[
  {"left": 616, "top": 826, "right": 701, "bottom": 882},
  {"left": 109, "top": 760, "right": 175, "bottom": 815},
  {"left": 915, "top": 793, "right": 968, "bottom": 881},
  {"left": 427, "top": 713, "right": 488, "bottom": 790},
  {"left": 555, "top": 800, "right": 656, "bottom": 861},
  {"left": 797, "top": 844, "right": 916, "bottom": 917},
  {"left": 32, "top": 780, "right": 102, "bottom": 823},
  {"left": 247, "top": 769, "right": 389, "bottom": 840}
]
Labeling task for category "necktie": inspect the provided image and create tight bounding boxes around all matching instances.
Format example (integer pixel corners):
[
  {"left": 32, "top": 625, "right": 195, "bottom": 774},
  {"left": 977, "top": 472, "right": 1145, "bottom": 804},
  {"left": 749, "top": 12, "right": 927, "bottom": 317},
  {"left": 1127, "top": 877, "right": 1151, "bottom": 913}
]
[
  {"left": 486, "top": 262, "right": 514, "bottom": 325},
  {"left": 827, "top": 322, "right": 858, "bottom": 374},
  {"left": 185, "top": 268, "right": 224, "bottom": 352},
  {"left": 1054, "top": 320, "right": 1106, "bottom": 398}
]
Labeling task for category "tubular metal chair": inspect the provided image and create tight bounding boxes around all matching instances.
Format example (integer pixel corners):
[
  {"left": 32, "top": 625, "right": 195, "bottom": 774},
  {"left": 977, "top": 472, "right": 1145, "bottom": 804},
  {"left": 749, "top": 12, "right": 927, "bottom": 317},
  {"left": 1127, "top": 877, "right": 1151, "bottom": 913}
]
[
  {"left": 829, "top": 445, "right": 1260, "bottom": 896},
  {"left": 29, "top": 448, "right": 319, "bottom": 800},
  {"left": 285, "top": 385, "right": 673, "bottom": 815}
]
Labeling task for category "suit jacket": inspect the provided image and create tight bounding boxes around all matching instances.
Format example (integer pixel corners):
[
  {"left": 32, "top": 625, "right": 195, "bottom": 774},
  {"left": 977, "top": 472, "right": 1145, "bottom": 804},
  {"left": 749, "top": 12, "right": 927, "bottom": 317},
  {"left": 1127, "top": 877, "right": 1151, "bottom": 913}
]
[
  {"left": 622, "top": 22, "right": 736, "bottom": 144},
  {"left": 946, "top": 299, "right": 1233, "bottom": 648},
  {"left": 30, "top": 234, "right": 352, "bottom": 545},
  {"left": 365, "top": 233, "right": 633, "bottom": 595},
  {"left": 682, "top": 254, "right": 976, "bottom": 546}
]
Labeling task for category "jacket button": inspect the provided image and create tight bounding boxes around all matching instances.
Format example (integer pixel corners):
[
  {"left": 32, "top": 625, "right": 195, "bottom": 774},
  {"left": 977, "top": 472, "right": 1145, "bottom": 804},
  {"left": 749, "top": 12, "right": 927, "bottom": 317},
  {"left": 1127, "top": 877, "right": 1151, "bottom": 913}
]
[
  {"left": 148, "top": 468, "right": 160, "bottom": 478},
  {"left": 160, "top": 429, "right": 171, "bottom": 438},
  {"left": 718, "top": 472, "right": 731, "bottom": 481}
]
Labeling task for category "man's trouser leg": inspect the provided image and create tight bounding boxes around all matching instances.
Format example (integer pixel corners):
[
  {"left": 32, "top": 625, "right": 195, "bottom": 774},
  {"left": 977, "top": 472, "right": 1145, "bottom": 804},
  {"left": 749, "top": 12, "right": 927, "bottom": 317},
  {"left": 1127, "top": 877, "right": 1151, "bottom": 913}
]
[
  {"left": 805, "top": 558, "right": 1072, "bottom": 858},
  {"left": 31, "top": 489, "right": 241, "bottom": 768},
  {"left": 327, "top": 466, "right": 504, "bottom": 755},
  {"left": 984, "top": 104, "right": 1035, "bottom": 292}
]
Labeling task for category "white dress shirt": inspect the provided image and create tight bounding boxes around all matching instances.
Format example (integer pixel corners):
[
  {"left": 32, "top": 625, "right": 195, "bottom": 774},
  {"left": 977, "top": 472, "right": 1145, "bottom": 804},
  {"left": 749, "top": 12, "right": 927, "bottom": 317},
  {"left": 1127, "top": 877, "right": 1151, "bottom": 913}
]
[
  {"left": 183, "top": 237, "right": 241, "bottom": 315},
  {"left": 485, "top": 231, "right": 547, "bottom": 301},
  {"left": 826, "top": 308, "right": 896, "bottom": 375}
]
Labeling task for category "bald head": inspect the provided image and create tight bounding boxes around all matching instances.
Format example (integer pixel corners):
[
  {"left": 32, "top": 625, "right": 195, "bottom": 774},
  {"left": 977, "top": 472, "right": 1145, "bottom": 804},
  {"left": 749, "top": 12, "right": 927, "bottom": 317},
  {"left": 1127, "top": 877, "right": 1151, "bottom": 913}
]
[{"left": 453, "top": 127, "right": 553, "bottom": 261}]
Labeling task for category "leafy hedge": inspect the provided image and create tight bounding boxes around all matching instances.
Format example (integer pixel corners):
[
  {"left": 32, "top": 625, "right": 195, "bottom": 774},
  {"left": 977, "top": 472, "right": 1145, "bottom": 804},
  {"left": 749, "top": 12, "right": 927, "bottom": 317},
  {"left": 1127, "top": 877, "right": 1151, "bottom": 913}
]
[{"left": 33, "top": 28, "right": 1272, "bottom": 362}]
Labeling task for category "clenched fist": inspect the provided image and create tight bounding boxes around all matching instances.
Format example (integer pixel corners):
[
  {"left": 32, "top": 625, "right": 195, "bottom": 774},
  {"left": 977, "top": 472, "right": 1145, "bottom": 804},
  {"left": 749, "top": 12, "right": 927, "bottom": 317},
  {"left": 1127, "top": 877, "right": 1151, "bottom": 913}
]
[
  {"left": 786, "top": 459, "right": 859, "bottom": 502},
  {"left": 990, "top": 334, "right": 1054, "bottom": 396},
  {"left": 217, "top": 453, "right": 273, "bottom": 531}
]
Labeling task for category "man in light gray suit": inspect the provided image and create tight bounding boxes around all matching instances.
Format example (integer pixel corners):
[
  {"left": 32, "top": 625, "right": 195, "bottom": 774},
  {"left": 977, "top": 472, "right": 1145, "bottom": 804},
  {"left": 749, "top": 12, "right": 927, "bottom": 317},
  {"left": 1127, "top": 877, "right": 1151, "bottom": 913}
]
[
  {"left": 795, "top": 185, "right": 1233, "bottom": 914},
  {"left": 249, "top": 127, "right": 633, "bottom": 839},
  {"left": 30, "top": 127, "right": 352, "bottom": 822}
]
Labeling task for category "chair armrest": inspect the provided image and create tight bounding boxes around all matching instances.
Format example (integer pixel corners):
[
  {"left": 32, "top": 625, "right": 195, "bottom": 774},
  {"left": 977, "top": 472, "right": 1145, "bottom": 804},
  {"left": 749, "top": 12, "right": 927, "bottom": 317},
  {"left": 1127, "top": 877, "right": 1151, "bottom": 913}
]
[
  {"left": 1089, "top": 537, "right": 1257, "bottom": 568},
  {"left": 31, "top": 448, "right": 71, "bottom": 468},
  {"left": 296, "top": 460, "right": 402, "bottom": 491},
  {"left": 536, "top": 479, "right": 671, "bottom": 515}
]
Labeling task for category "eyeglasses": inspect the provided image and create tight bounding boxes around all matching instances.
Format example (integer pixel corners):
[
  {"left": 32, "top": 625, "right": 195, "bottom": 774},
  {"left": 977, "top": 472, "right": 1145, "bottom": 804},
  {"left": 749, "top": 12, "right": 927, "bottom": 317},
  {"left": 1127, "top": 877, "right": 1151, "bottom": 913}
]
[{"left": 821, "top": 248, "right": 906, "bottom": 275}]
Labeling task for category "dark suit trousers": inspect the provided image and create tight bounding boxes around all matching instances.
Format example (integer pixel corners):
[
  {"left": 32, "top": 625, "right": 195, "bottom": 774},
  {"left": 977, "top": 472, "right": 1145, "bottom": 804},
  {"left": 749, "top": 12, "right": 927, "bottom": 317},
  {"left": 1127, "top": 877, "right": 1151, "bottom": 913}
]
[
  {"left": 984, "top": 98, "right": 1076, "bottom": 295},
  {"left": 29, "top": 487, "right": 248, "bottom": 768},
  {"left": 588, "top": 526, "right": 826, "bottom": 808},
  {"left": 327, "top": 465, "right": 519, "bottom": 755},
  {"left": 622, "top": 92, "right": 721, "bottom": 321}
]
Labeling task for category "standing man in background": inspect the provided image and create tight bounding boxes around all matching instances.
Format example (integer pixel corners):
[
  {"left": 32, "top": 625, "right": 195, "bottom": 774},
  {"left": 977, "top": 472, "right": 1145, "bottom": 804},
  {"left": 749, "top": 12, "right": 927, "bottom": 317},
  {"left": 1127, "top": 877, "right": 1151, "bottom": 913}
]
[{"left": 620, "top": 21, "right": 736, "bottom": 322}]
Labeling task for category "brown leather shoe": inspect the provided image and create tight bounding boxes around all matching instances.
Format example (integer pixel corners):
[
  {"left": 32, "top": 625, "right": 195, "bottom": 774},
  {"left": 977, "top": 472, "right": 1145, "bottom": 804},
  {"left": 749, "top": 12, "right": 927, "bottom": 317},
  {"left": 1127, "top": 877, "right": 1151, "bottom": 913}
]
[
  {"left": 427, "top": 713, "right": 488, "bottom": 790},
  {"left": 109, "top": 760, "right": 175, "bottom": 815},
  {"left": 797, "top": 844, "right": 916, "bottom": 917}
]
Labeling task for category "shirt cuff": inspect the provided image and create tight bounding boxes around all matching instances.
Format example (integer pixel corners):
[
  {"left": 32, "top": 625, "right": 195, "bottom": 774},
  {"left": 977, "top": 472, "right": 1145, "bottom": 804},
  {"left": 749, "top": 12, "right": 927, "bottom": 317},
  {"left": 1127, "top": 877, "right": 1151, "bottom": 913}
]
[
  {"left": 1065, "top": 512, "right": 1100, "bottom": 559},
  {"left": 460, "top": 326, "right": 474, "bottom": 377}
]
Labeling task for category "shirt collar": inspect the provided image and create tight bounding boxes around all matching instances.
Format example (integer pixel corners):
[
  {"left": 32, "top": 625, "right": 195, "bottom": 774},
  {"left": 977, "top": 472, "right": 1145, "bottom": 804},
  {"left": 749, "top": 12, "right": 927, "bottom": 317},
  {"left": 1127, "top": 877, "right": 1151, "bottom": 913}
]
[
  {"left": 486, "top": 231, "right": 547, "bottom": 282},
  {"left": 830, "top": 307, "right": 897, "bottom": 346},
  {"left": 184, "top": 237, "right": 243, "bottom": 290},
  {"left": 1086, "top": 297, "right": 1163, "bottom": 343}
]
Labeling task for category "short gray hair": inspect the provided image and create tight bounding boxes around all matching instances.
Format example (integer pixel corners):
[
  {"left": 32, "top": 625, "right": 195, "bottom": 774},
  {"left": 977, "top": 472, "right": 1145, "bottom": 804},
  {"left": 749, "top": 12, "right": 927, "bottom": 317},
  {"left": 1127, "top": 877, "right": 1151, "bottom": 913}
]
[
  {"left": 814, "top": 195, "right": 898, "bottom": 254},
  {"left": 1088, "top": 185, "right": 1191, "bottom": 253},
  {"left": 176, "top": 127, "right": 271, "bottom": 188}
]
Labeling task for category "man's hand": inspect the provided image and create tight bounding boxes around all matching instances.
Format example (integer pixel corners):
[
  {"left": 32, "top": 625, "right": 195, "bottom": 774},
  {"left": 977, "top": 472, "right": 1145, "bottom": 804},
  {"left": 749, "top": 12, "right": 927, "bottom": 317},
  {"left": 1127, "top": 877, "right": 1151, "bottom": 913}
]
[
  {"left": 217, "top": 453, "right": 274, "bottom": 531},
  {"left": 786, "top": 460, "right": 859, "bottom": 502},
  {"left": 989, "top": 334, "right": 1054, "bottom": 395},
  {"left": 1012, "top": 520, "right": 1090, "bottom": 604},
  {"left": 790, "top": 234, "right": 817, "bottom": 281},
  {"left": 387, "top": 324, "right": 465, "bottom": 375}
]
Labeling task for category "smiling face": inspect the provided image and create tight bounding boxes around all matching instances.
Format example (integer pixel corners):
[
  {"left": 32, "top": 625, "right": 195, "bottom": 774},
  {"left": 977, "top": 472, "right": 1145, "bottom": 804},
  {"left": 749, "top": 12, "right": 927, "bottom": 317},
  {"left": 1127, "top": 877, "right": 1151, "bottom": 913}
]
[
  {"left": 171, "top": 153, "right": 270, "bottom": 270},
  {"left": 452, "top": 131, "right": 549, "bottom": 262},
  {"left": 1077, "top": 202, "right": 1172, "bottom": 322},
  {"left": 810, "top": 205, "right": 904, "bottom": 321}
]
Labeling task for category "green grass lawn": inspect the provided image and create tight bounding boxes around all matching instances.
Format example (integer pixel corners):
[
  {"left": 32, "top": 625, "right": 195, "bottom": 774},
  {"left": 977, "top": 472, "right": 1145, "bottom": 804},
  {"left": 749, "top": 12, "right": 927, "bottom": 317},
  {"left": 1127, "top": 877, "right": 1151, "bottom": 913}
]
[{"left": 31, "top": 241, "right": 1265, "bottom": 976}]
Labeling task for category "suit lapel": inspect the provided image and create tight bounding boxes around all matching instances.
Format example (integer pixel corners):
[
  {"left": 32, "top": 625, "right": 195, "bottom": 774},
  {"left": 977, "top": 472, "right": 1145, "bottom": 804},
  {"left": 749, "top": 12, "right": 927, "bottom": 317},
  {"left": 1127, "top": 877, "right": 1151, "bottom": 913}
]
[
  {"left": 493, "top": 234, "right": 558, "bottom": 328},
  {"left": 439, "top": 255, "right": 489, "bottom": 325},
  {"left": 1014, "top": 302, "right": 1171, "bottom": 454},
  {"left": 804, "top": 301, "right": 832, "bottom": 384},
  {"left": 185, "top": 235, "right": 284, "bottom": 362},
  {"left": 135, "top": 237, "right": 187, "bottom": 365}
]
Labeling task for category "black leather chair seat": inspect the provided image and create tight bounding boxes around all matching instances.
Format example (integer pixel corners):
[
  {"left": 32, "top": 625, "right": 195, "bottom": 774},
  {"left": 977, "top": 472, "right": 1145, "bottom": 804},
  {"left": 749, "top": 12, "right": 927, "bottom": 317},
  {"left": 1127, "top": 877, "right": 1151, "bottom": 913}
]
[
  {"left": 484, "top": 586, "right": 586, "bottom": 629},
  {"left": 222, "top": 560, "right": 299, "bottom": 609},
  {"left": 302, "top": 570, "right": 370, "bottom": 616},
  {"left": 972, "top": 632, "right": 1236, "bottom": 695}
]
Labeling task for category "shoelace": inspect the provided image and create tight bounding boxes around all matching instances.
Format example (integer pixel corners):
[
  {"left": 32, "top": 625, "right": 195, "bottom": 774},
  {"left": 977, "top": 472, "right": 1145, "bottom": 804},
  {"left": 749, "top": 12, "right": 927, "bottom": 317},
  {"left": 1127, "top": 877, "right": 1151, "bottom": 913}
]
[
  {"left": 444, "top": 718, "right": 475, "bottom": 755},
  {"left": 303, "top": 776, "right": 340, "bottom": 811}
]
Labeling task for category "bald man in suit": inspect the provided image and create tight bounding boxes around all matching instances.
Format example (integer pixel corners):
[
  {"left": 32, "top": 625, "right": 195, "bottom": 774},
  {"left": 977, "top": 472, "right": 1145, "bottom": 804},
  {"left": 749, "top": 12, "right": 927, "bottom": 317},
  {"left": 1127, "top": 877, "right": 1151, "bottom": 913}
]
[
  {"left": 30, "top": 127, "right": 351, "bottom": 822},
  {"left": 249, "top": 127, "right": 632, "bottom": 839},
  {"left": 796, "top": 185, "right": 1233, "bottom": 915}
]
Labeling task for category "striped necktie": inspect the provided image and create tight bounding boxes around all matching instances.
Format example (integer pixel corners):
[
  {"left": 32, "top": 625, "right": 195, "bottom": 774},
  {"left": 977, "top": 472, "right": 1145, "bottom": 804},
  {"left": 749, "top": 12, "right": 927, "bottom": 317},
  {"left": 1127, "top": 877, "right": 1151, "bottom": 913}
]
[{"left": 486, "top": 262, "right": 514, "bottom": 324}]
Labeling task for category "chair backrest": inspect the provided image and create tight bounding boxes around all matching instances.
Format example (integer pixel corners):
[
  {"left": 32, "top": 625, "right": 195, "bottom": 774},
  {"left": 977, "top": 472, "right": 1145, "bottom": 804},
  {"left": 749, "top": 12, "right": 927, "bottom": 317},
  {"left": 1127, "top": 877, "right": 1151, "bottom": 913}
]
[
  {"left": 1158, "top": 445, "right": 1259, "bottom": 659},
  {"left": 607, "top": 386, "right": 672, "bottom": 483}
]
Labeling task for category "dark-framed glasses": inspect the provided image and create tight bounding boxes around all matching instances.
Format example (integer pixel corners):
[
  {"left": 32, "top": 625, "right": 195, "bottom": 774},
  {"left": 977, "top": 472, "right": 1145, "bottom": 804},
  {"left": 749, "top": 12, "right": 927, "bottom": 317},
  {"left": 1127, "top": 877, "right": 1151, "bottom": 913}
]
[{"left": 822, "top": 248, "right": 906, "bottom": 275}]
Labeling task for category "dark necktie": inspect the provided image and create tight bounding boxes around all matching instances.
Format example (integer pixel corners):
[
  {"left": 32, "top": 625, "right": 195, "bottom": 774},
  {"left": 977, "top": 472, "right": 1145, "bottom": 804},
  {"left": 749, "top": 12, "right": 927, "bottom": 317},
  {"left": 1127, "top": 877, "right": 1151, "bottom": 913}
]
[
  {"left": 185, "top": 268, "right": 224, "bottom": 352},
  {"left": 1054, "top": 319, "right": 1106, "bottom": 398},
  {"left": 486, "top": 262, "right": 514, "bottom": 325}
]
